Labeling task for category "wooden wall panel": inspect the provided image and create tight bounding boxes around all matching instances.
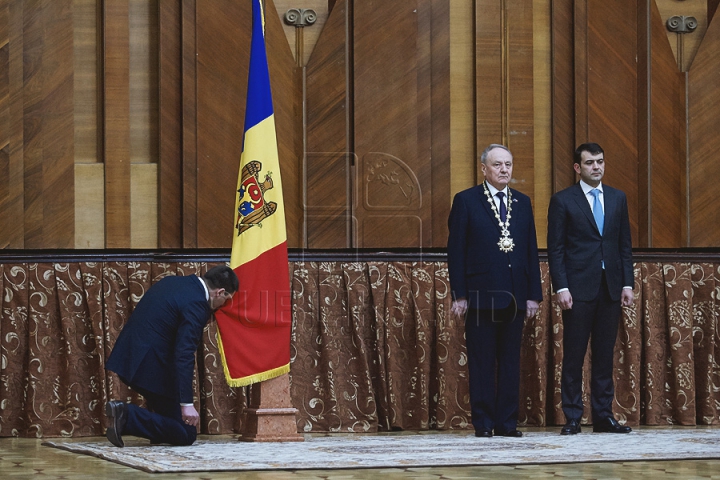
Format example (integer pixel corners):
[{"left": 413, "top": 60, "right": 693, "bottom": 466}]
[
  {"left": 353, "top": 0, "right": 430, "bottom": 248},
  {"left": 507, "top": 1, "right": 534, "bottom": 199},
  {"left": 475, "top": 0, "right": 534, "bottom": 213},
  {"left": 586, "top": 0, "right": 639, "bottom": 244},
  {"left": 22, "top": 1, "right": 75, "bottom": 248},
  {"left": 0, "top": 3, "right": 9, "bottom": 248},
  {"left": 533, "top": 0, "right": 552, "bottom": 248},
  {"left": 475, "top": 0, "right": 502, "bottom": 172},
  {"left": 637, "top": 0, "right": 650, "bottom": 246},
  {"left": 265, "top": 0, "right": 302, "bottom": 248},
  {"left": 712, "top": 0, "right": 720, "bottom": 23},
  {"left": 103, "top": 0, "right": 132, "bottom": 248},
  {"left": 430, "top": 0, "right": 451, "bottom": 247},
  {"left": 1, "top": 4, "right": 9, "bottom": 152},
  {"left": 74, "top": 163, "right": 104, "bottom": 248},
  {"left": 3, "top": 0, "right": 23, "bottom": 248},
  {"left": 181, "top": 0, "right": 197, "bottom": 247},
  {"left": 73, "top": 0, "right": 100, "bottom": 165},
  {"left": 688, "top": 11, "right": 720, "bottom": 246},
  {"left": 195, "top": 0, "right": 249, "bottom": 248},
  {"left": 158, "top": 0, "right": 182, "bottom": 248},
  {"left": 417, "top": 0, "right": 433, "bottom": 244},
  {"left": 551, "top": 0, "right": 576, "bottom": 191},
  {"left": 128, "top": 0, "right": 158, "bottom": 165},
  {"left": 648, "top": 1, "right": 685, "bottom": 247},
  {"left": 306, "top": 0, "right": 351, "bottom": 248},
  {"left": 130, "top": 163, "right": 157, "bottom": 248},
  {"left": 449, "top": 0, "right": 476, "bottom": 198}
]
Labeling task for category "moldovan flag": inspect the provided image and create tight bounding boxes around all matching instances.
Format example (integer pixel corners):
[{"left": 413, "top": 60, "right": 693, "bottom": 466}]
[{"left": 214, "top": 0, "right": 291, "bottom": 387}]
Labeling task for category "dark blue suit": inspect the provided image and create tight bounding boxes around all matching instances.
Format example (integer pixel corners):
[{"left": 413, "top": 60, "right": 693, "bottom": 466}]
[
  {"left": 447, "top": 183, "right": 542, "bottom": 433},
  {"left": 547, "top": 182, "right": 633, "bottom": 422},
  {"left": 106, "top": 275, "right": 211, "bottom": 445}
]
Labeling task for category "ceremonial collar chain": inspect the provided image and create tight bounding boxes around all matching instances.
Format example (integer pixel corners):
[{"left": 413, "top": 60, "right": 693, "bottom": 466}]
[{"left": 482, "top": 182, "right": 515, "bottom": 253}]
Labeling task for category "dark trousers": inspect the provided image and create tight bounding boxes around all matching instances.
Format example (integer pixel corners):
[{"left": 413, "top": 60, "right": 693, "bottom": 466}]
[
  {"left": 465, "top": 305, "right": 525, "bottom": 433},
  {"left": 560, "top": 273, "right": 622, "bottom": 423},
  {"left": 122, "top": 387, "right": 197, "bottom": 446}
]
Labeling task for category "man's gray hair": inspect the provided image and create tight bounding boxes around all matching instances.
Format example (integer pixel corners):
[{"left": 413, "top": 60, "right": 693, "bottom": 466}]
[{"left": 480, "top": 144, "right": 512, "bottom": 164}]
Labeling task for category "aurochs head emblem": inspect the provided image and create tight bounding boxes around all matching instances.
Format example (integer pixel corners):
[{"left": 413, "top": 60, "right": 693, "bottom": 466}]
[{"left": 236, "top": 160, "right": 277, "bottom": 236}]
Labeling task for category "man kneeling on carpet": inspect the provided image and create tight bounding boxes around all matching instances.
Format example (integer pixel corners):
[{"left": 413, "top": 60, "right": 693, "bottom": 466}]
[{"left": 104, "top": 265, "right": 238, "bottom": 447}]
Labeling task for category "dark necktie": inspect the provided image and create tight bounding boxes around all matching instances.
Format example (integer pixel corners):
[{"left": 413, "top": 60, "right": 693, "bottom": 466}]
[{"left": 496, "top": 192, "right": 507, "bottom": 222}]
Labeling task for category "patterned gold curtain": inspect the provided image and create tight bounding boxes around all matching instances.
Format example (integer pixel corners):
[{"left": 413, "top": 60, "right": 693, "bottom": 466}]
[{"left": 0, "top": 260, "right": 718, "bottom": 437}]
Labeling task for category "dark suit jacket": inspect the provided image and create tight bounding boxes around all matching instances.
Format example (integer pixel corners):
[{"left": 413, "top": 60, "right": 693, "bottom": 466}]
[
  {"left": 106, "top": 275, "right": 211, "bottom": 403},
  {"left": 447, "top": 184, "right": 543, "bottom": 311},
  {"left": 547, "top": 182, "right": 633, "bottom": 302}
]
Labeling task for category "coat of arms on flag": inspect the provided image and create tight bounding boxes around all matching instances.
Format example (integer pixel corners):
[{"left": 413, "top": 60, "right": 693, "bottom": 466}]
[{"left": 236, "top": 160, "right": 278, "bottom": 235}]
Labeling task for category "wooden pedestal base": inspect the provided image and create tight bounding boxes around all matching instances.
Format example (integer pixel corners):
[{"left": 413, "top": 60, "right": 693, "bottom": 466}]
[{"left": 239, "top": 373, "right": 304, "bottom": 442}]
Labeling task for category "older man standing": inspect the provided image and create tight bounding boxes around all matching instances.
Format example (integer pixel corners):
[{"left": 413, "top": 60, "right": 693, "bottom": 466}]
[{"left": 447, "top": 144, "right": 543, "bottom": 438}]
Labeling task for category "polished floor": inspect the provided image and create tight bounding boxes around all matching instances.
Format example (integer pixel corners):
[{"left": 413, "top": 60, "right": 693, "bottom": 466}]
[{"left": 2, "top": 428, "right": 720, "bottom": 479}]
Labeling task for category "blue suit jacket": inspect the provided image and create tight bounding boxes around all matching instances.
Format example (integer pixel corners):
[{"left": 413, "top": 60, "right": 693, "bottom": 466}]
[
  {"left": 106, "top": 275, "right": 211, "bottom": 403},
  {"left": 447, "top": 184, "right": 543, "bottom": 311},
  {"left": 546, "top": 183, "right": 634, "bottom": 301}
]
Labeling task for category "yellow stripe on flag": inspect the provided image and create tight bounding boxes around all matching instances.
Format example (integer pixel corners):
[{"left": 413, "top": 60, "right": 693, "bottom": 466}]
[{"left": 230, "top": 115, "right": 287, "bottom": 268}]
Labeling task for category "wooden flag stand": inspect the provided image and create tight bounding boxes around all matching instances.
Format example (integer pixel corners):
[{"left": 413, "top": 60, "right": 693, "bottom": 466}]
[{"left": 239, "top": 373, "right": 304, "bottom": 442}]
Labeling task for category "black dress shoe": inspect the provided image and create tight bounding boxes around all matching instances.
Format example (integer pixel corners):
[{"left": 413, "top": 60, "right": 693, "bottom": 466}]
[
  {"left": 495, "top": 429, "right": 523, "bottom": 438},
  {"left": 474, "top": 429, "right": 493, "bottom": 438},
  {"left": 560, "top": 419, "right": 581, "bottom": 435},
  {"left": 593, "top": 417, "right": 632, "bottom": 433},
  {"left": 105, "top": 401, "right": 128, "bottom": 447}
]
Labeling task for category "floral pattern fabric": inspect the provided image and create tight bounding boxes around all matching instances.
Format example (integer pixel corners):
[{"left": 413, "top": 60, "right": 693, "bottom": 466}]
[{"left": 0, "top": 260, "right": 718, "bottom": 437}]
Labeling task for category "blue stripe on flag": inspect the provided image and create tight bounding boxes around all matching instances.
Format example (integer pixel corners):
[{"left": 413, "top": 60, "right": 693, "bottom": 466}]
[{"left": 244, "top": 0, "right": 274, "bottom": 133}]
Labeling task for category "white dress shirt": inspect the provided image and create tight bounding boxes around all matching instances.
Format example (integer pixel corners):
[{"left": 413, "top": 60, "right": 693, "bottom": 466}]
[
  {"left": 485, "top": 182, "right": 509, "bottom": 215},
  {"left": 556, "top": 180, "right": 631, "bottom": 293}
]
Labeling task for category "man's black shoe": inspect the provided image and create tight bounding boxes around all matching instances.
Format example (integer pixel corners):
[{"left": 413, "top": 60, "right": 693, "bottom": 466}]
[
  {"left": 474, "top": 428, "right": 493, "bottom": 438},
  {"left": 495, "top": 429, "right": 523, "bottom": 438},
  {"left": 593, "top": 417, "right": 632, "bottom": 433},
  {"left": 560, "top": 419, "right": 581, "bottom": 435},
  {"left": 105, "top": 401, "right": 128, "bottom": 447}
]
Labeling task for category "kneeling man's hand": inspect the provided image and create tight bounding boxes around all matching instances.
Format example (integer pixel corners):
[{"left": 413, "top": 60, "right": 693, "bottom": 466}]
[{"left": 181, "top": 404, "right": 200, "bottom": 428}]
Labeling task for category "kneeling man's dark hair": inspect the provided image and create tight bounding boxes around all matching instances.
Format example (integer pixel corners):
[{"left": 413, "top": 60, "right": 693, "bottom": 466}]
[{"left": 203, "top": 265, "right": 239, "bottom": 293}]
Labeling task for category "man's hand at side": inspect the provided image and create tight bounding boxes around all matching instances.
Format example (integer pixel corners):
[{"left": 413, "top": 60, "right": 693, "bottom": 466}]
[
  {"left": 525, "top": 300, "right": 540, "bottom": 319},
  {"left": 451, "top": 299, "right": 468, "bottom": 318},
  {"left": 181, "top": 404, "right": 200, "bottom": 428},
  {"left": 621, "top": 288, "right": 634, "bottom": 307},
  {"left": 556, "top": 290, "right": 573, "bottom": 310}
]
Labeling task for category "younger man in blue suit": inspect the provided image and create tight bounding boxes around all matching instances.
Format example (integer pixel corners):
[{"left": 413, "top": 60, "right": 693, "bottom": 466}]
[
  {"left": 447, "top": 144, "right": 543, "bottom": 438},
  {"left": 105, "top": 265, "right": 238, "bottom": 447}
]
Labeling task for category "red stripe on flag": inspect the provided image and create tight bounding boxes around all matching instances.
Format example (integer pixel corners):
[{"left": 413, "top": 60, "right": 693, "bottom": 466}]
[{"left": 215, "top": 242, "right": 291, "bottom": 382}]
